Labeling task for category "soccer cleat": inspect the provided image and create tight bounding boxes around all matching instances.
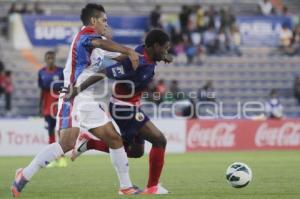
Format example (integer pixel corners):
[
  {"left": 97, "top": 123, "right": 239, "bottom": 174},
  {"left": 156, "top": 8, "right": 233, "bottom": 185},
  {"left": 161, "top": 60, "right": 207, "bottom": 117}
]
[
  {"left": 11, "top": 168, "right": 29, "bottom": 198},
  {"left": 71, "top": 133, "right": 90, "bottom": 161},
  {"left": 142, "top": 183, "right": 169, "bottom": 195},
  {"left": 118, "top": 186, "right": 142, "bottom": 195}
]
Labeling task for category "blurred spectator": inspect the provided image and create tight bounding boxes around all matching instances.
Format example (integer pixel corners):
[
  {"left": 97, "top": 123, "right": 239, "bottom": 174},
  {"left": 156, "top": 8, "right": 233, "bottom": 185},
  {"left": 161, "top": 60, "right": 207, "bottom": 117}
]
[
  {"left": 206, "top": 6, "right": 217, "bottom": 29},
  {"left": 2, "top": 71, "right": 13, "bottom": 113},
  {"left": 218, "top": 28, "right": 227, "bottom": 54},
  {"left": 0, "top": 60, "right": 4, "bottom": 73},
  {"left": 20, "top": 2, "right": 32, "bottom": 14},
  {"left": 8, "top": 2, "right": 20, "bottom": 14},
  {"left": 179, "top": 5, "right": 191, "bottom": 34},
  {"left": 258, "top": 0, "right": 273, "bottom": 15},
  {"left": 149, "top": 5, "right": 162, "bottom": 29},
  {"left": 279, "top": 25, "right": 293, "bottom": 55},
  {"left": 291, "top": 26, "right": 300, "bottom": 55},
  {"left": 155, "top": 79, "right": 167, "bottom": 103},
  {"left": 196, "top": 5, "right": 206, "bottom": 32},
  {"left": 294, "top": 76, "right": 300, "bottom": 104},
  {"left": 0, "top": 60, "right": 5, "bottom": 96},
  {"left": 265, "top": 89, "right": 283, "bottom": 119},
  {"left": 220, "top": 7, "right": 236, "bottom": 32},
  {"left": 0, "top": 69, "right": 4, "bottom": 96},
  {"left": 229, "top": 25, "right": 242, "bottom": 56},
  {"left": 203, "top": 27, "right": 217, "bottom": 55},
  {"left": 197, "top": 80, "right": 216, "bottom": 101},
  {"left": 33, "top": 1, "right": 45, "bottom": 15},
  {"left": 170, "top": 26, "right": 187, "bottom": 64},
  {"left": 197, "top": 81, "right": 216, "bottom": 118},
  {"left": 165, "top": 80, "right": 182, "bottom": 102}
]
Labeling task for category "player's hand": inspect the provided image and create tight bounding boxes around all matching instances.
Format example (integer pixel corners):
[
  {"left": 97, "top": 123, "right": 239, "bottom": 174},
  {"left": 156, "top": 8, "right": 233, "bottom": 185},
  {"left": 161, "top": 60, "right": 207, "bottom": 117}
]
[
  {"left": 60, "top": 86, "right": 78, "bottom": 101},
  {"left": 163, "top": 54, "right": 173, "bottom": 64},
  {"left": 128, "top": 49, "right": 140, "bottom": 70}
]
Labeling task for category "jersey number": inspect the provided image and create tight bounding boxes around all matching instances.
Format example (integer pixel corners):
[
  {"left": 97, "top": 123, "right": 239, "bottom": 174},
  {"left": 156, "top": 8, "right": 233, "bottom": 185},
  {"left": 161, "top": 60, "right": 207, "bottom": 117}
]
[{"left": 112, "top": 66, "right": 125, "bottom": 77}]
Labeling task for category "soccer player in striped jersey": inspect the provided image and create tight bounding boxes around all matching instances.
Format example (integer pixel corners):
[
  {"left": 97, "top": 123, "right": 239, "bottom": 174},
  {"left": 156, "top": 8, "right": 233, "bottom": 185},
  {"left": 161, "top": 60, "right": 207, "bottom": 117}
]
[{"left": 11, "top": 4, "right": 141, "bottom": 197}]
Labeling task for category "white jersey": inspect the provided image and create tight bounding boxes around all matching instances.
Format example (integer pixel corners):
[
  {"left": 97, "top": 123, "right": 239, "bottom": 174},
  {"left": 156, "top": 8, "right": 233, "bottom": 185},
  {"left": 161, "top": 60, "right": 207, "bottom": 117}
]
[{"left": 57, "top": 26, "right": 119, "bottom": 130}]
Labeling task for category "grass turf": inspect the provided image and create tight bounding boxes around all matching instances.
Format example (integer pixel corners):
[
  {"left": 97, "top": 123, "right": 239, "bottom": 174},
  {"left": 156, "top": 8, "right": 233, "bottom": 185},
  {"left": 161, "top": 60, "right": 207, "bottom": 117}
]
[{"left": 1, "top": 151, "right": 300, "bottom": 199}]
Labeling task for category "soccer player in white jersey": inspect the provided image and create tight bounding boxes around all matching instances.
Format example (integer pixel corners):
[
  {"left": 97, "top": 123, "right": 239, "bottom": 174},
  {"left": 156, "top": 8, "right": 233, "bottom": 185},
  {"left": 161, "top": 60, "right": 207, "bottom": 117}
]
[{"left": 11, "top": 4, "right": 141, "bottom": 197}]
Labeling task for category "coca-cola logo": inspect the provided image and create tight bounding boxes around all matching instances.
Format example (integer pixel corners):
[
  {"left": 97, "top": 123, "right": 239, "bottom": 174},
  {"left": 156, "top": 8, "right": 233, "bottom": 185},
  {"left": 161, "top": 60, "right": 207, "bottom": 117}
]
[
  {"left": 255, "top": 122, "right": 300, "bottom": 147},
  {"left": 187, "top": 123, "right": 236, "bottom": 148}
]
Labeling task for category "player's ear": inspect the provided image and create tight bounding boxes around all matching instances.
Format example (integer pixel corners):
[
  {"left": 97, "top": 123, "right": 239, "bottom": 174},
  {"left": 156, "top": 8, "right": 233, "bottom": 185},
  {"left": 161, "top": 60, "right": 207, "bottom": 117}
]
[{"left": 90, "top": 17, "right": 96, "bottom": 25}]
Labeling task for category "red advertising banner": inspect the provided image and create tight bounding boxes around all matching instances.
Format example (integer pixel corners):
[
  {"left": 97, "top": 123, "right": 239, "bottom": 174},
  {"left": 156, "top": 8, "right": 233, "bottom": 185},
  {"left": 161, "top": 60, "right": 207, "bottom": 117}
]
[{"left": 186, "top": 119, "right": 300, "bottom": 151}]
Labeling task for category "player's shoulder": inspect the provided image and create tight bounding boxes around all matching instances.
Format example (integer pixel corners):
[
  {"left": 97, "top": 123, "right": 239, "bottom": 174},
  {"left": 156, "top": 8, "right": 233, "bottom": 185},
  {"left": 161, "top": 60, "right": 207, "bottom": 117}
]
[
  {"left": 134, "top": 44, "right": 145, "bottom": 54},
  {"left": 38, "top": 66, "right": 47, "bottom": 73}
]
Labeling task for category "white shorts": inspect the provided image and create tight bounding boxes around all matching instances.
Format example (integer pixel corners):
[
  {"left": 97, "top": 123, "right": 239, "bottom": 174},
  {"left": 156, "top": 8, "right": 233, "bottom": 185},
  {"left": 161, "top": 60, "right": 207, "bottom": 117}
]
[{"left": 56, "top": 94, "right": 111, "bottom": 131}]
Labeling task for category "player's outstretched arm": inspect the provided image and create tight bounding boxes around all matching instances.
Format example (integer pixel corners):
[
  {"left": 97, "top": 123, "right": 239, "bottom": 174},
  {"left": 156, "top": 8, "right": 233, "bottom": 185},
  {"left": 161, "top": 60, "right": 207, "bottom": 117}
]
[
  {"left": 91, "top": 39, "right": 140, "bottom": 69},
  {"left": 113, "top": 55, "right": 128, "bottom": 62},
  {"left": 61, "top": 70, "right": 106, "bottom": 100}
]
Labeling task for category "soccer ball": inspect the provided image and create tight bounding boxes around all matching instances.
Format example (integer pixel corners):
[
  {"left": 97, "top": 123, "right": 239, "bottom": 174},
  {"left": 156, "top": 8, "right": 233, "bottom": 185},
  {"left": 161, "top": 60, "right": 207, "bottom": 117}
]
[{"left": 226, "top": 162, "right": 252, "bottom": 188}]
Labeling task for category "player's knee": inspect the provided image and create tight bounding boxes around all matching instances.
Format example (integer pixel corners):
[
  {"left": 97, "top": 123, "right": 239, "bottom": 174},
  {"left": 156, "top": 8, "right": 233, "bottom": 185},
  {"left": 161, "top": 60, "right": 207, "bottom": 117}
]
[
  {"left": 106, "top": 131, "right": 123, "bottom": 148},
  {"left": 128, "top": 149, "right": 144, "bottom": 158},
  {"left": 153, "top": 133, "right": 167, "bottom": 148},
  {"left": 59, "top": 139, "right": 75, "bottom": 153}
]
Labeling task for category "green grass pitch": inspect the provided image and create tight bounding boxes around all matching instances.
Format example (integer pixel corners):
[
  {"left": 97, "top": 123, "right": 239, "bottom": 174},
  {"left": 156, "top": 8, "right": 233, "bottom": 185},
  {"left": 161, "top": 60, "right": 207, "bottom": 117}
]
[{"left": 1, "top": 151, "right": 300, "bottom": 199}]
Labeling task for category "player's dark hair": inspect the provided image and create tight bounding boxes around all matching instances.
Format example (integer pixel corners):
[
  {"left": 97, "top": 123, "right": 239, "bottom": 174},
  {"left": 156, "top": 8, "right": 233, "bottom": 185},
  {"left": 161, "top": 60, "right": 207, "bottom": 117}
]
[
  {"left": 145, "top": 29, "right": 170, "bottom": 47},
  {"left": 80, "top": 3, "right": 105, "bottom": 26},
  {"left": 44, "top": 51, "right": 55, "bottom": 58}
]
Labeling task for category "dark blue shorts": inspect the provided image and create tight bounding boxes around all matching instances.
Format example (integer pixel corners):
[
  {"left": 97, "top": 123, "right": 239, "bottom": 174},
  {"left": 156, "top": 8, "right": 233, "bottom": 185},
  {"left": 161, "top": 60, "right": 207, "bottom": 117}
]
[{"left": 109, "top": 103, "right": 149, "bottom": 144}]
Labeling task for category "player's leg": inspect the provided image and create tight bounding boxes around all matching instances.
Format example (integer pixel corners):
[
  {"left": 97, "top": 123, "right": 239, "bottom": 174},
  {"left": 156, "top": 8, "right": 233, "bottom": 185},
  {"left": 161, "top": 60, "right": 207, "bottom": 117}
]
[
  {"left": 137, "top": 120, "right": 168, "bottom": 194},
  {"left": 71, "top": 133, "right": 109, "bottom": 161},
  {"left": 11, "top": 99, "right": 79, "bottom": 197},
  {"left": 89, "top": 122, "right": 141, "bottom": 194},
  {"left": 45, "top": 115, "right": 56, "bottom": 144},
  {"left": 123, "top": 136, "right": 144, "bottom": 158},
  {"left": 11, "top": 127, "right": 79, "bottom": 197},
  {"left": 71, "top": 133, "right": 144, "bottom": 160}
]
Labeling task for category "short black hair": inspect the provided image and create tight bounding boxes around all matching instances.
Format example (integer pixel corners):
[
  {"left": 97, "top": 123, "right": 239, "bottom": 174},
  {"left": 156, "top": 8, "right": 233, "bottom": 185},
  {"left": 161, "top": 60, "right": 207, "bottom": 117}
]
[
  {"left": 80, "top": 3, "right": 105, "bottom": 26},
  {"left": 145, "top": 29, "right": 170, "bottom": 47},
  {"left": 45, "top": 51, "right": 55, "bottom": 58}
]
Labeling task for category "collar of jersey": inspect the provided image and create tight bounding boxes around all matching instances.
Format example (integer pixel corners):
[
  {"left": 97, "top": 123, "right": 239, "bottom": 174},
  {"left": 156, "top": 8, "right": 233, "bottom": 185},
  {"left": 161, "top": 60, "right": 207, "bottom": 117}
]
[
  {"left": 143, "top": 48, "right": 155, "bottom": 64},
  {"left": 81, "top": 26, "right": 97, "bottom": 34}
]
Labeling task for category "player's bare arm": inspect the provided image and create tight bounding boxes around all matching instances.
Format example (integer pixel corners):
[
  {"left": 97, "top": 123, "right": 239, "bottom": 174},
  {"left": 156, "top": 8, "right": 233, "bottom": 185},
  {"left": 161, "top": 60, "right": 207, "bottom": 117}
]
[
  {"left": 91, "top": 39, "right": 140, "bottom": 69},
  {"left": 61, "top": 70, "right": 106, "bottom": 100}
]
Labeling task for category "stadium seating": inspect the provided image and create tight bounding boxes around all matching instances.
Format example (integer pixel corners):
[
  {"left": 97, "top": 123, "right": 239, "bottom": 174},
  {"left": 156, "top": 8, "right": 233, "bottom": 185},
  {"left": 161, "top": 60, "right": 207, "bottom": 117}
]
[
  {"left": 0, "top": 0, "right": 300, "bottom": 117},
  {"left": 1, "top": 35, "right": 299, "bottom": 118},
  {"left": 156, "top": 47, "right": 300, "bottom": 118}
]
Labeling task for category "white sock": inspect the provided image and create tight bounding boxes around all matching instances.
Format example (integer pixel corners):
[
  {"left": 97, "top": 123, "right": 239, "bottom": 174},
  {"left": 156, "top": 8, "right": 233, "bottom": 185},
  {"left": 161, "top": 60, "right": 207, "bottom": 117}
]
[
  {"left": 109, "top": 147, "right": 133, "bottom": 189},
  {"left": 23, "top": 143, "right": 64, "bottom": 180}
]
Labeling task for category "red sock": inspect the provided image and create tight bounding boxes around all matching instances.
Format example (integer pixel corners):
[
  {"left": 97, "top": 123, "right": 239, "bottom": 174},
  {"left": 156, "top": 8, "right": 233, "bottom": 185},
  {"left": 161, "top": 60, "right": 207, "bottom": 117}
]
[
  {"left": 49, "top": 135, "right": 56, "bottom": 144},
  {"left": 147, "top": 147, "right": 165, "bottom": 188},
  {"left": 87, "top": 139, "right": 109, "bottom": 153}
]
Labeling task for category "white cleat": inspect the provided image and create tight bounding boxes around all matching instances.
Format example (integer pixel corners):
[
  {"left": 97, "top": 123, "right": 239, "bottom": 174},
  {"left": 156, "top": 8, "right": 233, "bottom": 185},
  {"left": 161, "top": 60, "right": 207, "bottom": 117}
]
[
  {"left": 71, "top": 133, "right": 90, "bottom": 161},
  {"left": 142, "top": 183, "right": 169, "bottom": 195}
]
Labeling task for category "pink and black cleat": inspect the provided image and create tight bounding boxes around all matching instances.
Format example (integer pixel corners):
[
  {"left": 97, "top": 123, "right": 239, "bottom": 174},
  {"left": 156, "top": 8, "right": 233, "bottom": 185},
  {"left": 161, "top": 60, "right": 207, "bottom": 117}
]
[
  {"left": 11, "top": 168, "right": 29, "bottom": 198},
  {"left": 118, "top": 185, "right": 142, "bottom": 195}
]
